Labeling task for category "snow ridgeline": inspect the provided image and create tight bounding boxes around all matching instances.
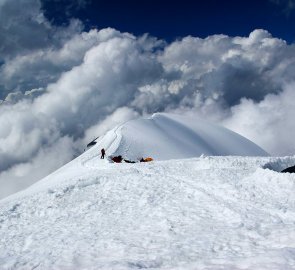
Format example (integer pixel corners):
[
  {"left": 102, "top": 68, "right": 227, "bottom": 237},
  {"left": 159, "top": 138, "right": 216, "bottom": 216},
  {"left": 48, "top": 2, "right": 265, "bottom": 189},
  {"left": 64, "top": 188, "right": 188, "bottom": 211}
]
[
  {"left": 0, "top": 155, "right": 295, "bottom": 269},
  {"left": 88, "top": 113, "right": 268, "bottom": 162}
]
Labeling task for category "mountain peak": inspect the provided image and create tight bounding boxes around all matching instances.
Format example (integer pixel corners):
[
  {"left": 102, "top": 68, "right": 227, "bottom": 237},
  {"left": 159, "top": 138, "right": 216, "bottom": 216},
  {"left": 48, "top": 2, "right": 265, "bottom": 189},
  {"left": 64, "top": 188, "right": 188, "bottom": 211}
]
[{"left": 91, "top": 113, "right": 268, "bottom": 162}]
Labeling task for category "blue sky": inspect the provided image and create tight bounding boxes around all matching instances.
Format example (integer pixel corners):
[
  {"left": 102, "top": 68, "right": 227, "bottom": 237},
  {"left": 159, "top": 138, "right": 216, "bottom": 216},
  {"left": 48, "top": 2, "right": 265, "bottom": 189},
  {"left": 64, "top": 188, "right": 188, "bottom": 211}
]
[{"left": 42, "top": 0, "right": 295, "bottom": 42}]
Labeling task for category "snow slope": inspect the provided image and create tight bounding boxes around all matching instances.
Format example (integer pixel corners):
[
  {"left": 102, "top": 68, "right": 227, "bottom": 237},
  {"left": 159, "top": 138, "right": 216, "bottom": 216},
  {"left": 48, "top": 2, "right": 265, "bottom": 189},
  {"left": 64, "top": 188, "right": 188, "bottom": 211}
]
[
  {"left": 2, "top": 113, "right": 295, "bottom": 269},
  {"left": 91, "top": 113, "right": 268, "bottom": 161},
  {"left": 1, "top": 155, "right": 295, "bottom": 269}
]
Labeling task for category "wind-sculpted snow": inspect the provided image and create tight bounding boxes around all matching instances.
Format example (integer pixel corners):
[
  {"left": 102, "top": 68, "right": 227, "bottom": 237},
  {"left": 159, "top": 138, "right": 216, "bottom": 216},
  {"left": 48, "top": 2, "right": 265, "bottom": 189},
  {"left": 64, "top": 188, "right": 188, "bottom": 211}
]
[
  {"left": 0, "top": 154, "right": 295, "bottom": 269},
  {"left": 95, "top": 113, "right": 268, "bottom": 161}
]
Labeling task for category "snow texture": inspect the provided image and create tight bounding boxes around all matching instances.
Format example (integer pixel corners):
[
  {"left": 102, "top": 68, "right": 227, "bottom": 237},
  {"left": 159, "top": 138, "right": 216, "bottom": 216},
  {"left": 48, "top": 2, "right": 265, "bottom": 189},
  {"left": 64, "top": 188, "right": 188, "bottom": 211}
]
[
  {"left": 1, "top": 114, "right": 295, "bottom": 269},
  {"left": 98, "top": 113, "right": 269, "bottom": 161}
]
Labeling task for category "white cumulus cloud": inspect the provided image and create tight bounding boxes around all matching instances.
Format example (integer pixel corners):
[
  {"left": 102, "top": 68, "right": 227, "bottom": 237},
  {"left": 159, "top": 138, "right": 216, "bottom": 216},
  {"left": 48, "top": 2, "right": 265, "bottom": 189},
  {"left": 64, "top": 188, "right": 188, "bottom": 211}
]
[{"left": 1, "top": 0, "right": 295, "bottom": 199}]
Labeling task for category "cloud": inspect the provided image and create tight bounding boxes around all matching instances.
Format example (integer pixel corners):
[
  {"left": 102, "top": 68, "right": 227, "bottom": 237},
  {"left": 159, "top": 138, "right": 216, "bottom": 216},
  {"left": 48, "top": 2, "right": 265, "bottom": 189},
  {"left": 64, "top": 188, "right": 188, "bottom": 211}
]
[
  {"left": 0, "top": 0, "right": 84, "bottom": 99},
  {"left": 0, "top": 27, "right": 107, "bottom": 99},
  {"left": 0, "top": 0, "right": 51, "bottom": 59},
  {"left": 0, "top": 136, "right": 75, "bottom": 198},
  {"left": 222, "top": 83, "right": 295, "bottom": 155},
  {"left": 1, "top": 3, "right": 295, "bottom": 200}
]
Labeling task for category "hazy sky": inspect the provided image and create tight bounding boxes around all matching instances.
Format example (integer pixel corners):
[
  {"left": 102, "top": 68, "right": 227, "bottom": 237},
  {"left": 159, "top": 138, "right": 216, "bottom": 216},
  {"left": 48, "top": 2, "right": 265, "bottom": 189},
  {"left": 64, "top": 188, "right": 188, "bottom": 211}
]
[{"left": 1, "top": 0, "right": 295, "bottom": 198}]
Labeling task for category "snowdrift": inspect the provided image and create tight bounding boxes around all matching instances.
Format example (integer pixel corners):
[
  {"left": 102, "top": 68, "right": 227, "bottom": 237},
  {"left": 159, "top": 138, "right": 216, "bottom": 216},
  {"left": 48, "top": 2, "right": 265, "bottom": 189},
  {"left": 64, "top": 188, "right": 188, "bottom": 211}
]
[{"left": 92, "top": 113, "right": 268, "bottom": 161}]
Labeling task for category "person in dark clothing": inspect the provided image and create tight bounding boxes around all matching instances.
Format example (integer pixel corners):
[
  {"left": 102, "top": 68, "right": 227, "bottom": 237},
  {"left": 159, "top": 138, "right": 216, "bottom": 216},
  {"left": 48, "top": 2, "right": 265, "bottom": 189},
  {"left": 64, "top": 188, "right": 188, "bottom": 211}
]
[{"left": 101, "top": 148, "right": 105, "bottom": 159}]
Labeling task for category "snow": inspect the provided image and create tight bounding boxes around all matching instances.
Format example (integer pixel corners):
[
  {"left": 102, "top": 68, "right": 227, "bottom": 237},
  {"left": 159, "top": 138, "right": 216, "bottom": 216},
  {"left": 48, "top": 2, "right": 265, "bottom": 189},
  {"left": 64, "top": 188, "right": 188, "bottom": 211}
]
[
  {"left": 1, "top": 113, "right": 295, "bottom": 269},
  {"left": 102, "top": 113, "right": 269, "bottom": 161}
]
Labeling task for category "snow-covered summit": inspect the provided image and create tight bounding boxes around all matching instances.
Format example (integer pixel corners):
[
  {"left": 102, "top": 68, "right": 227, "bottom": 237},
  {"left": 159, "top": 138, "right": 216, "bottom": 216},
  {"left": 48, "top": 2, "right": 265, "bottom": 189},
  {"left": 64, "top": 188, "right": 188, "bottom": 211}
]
[
  {"left": 92, "top": 113, "right": 268, "bottom": 161},
  {"left": 4, "top": 113, "right": 294, "bottom": 270}
]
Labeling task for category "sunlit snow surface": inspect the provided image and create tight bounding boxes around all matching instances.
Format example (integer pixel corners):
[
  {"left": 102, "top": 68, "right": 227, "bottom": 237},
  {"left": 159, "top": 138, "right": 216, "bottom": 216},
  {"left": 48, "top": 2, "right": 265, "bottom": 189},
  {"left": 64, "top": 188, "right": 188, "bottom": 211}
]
[
  {"left": 102, "top": 113, "right": 269, "bottom": 160},
  {"left": 1, "top": 114, "right": 295, "bottom": 269}
]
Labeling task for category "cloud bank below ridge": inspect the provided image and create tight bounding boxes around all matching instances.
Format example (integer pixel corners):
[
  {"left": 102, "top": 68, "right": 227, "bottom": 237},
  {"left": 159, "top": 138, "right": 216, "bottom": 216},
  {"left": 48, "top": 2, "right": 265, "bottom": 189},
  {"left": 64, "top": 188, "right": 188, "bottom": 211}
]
[{"left": 1, "top": 0, "right": 295, "bottom": 198}]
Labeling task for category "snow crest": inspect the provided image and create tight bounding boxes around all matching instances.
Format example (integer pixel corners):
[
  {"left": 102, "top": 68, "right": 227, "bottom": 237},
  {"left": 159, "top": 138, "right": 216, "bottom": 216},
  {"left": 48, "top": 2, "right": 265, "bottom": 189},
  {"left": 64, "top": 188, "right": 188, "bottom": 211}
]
[{"left": 92, "top": 113, "right": 269, "bottom": 162}]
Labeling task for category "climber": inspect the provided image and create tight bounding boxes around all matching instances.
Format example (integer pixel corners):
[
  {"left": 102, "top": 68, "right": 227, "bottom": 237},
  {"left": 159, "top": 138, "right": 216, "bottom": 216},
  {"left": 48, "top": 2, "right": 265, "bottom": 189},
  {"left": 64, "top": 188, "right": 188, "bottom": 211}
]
[{"left": 101, "top": 148, "right": 105, "bottom": 159}]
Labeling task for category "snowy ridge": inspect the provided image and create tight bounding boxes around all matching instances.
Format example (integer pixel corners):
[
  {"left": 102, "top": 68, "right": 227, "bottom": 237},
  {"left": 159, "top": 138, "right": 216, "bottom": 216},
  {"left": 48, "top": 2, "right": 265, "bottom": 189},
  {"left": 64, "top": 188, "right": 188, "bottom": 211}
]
[
  {"left": 92, "top": 113, "right": 269, "bottom": 162},
  {"left": 1, "top": 113, "right": 295, "bottom": 269},
  {"left": 0, "top": 155, "right": 295, "bottom": 269}
]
